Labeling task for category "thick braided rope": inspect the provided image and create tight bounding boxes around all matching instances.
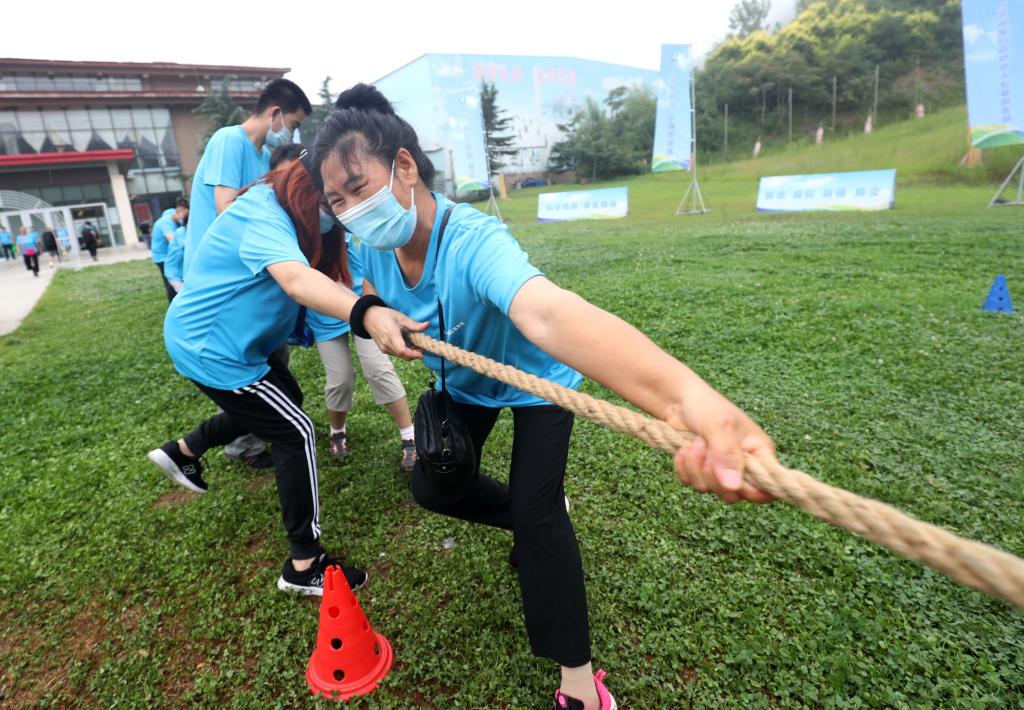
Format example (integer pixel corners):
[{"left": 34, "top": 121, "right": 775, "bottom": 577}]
[{"left": 407, "top": 331, "right": 1024, "bottom": 609}]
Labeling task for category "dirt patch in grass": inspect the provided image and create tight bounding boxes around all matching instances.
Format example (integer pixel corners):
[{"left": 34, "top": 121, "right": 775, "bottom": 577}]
[
  {"left": 0, "top": 600, "right": 106, "bottom": 707},
  {"left": 153, "top": 488, "right": 197, "bottom": 508},
  {"left": 245, "top": 473, "right": 275, "bottom": 490}
]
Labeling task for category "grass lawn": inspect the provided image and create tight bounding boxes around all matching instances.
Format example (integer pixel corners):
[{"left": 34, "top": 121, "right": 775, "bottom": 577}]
[{"left": 1, "top": 116, "right": 1023, "bottom": 707}]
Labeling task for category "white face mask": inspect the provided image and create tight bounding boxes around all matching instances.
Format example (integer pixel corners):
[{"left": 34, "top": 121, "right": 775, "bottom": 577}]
[{"left": 265, "top": 108, "right": 292, "bottom": 148}]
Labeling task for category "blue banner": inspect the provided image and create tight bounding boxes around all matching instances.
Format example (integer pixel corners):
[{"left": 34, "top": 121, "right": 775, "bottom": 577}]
[
  {"left": 652, "top": 44, "right": 692, "bottom": 173},
  {"left": 962, "top": 0, "right": 1024, "bottom": 148},
  {"left": 756, "top": 170, "right": 897, "bottom": 212},
  {"left": 538, "top": 187, "right": 629, "bottom": 222}
]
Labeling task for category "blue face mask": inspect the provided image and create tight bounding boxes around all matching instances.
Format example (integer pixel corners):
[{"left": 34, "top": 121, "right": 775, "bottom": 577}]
[
  {"left": 335, "top": 160, "right": 416, "bottom": 251},
  {"left": 319, "top": 209, "right": 335, "bottom": 235},
  {"left": 265, "top": 109, "right": 292, "bottom": 148}
]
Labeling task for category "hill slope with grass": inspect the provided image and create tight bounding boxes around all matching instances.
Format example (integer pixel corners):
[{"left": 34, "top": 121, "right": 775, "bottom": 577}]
[{"left": 495, "top": 105, "right": 1022, "bottom": 222}]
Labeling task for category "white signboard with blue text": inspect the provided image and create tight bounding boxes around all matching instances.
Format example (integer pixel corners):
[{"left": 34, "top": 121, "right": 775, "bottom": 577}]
[
  {"left": 537, "top": 187, "right": 629, "bottom": 222},
  {"left": 756, "top": 170, "right": 897, "bottom": 212}
]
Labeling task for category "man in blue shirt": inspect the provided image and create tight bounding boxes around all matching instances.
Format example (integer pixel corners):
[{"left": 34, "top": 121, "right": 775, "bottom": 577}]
[
  {"left": 152, "top": 198, "right": 189, "bottom": 302},
  {"left": 182, "top": 78, "right": 311, "bottom": 279},
  {"left": 0, "top": 226, "right": 13, "bottom": 260},
  {"left": 182, "top": 78, "right": 311, "bottom": 469}
]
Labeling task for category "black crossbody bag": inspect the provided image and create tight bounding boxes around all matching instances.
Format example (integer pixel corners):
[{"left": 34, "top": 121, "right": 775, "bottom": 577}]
[{"left": 413, "top": 205, "right": 477, "bottom": 486}]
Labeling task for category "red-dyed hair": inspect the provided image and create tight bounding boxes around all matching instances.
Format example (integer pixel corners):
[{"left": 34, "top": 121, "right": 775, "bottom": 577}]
[{"left": 240, "top": 161, "right": 351, "bottom": 286}]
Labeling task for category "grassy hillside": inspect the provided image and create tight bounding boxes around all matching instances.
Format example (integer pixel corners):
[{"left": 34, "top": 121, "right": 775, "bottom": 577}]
[{"left": 496, "top": 106, "right": 1023, "bottom": 223}]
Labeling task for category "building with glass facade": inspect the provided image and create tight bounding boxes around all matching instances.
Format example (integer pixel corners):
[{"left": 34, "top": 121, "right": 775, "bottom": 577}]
[{"left": 0, "top": 58, "right": 287, "bottom": 245}]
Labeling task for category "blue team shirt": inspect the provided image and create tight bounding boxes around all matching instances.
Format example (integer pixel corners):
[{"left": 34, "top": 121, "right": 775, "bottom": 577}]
[
  {"left": 150, "top": 208, "right": 179, "bottom": 264},
  {"left": 183, "top": 125, "right": 270, "bottom": 278},
  {"left": 0, "top": 230, "right": 11, "bottom": 245},
  {"left": 361, "top": 193, "right": 581, "bottom": 407},
  {"left": 17, "top": 232, "right": 39, "bottom": 253},
  {"left": 306, "top": 233, "right": 366, "bottom": 342},
  {"left": 164, "top": 183, "right": 307, "bottom": 390},
  {"left": 163, "top": 226, "right": 187, "bottom": 282}
]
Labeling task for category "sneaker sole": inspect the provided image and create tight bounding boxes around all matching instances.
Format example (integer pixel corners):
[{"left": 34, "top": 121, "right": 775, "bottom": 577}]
[
  {"left": 147, "top": 448, "right": 206, "bottom": 494},
  {"left": 276, "top": 571, "right": 368, "bottom": 596}
]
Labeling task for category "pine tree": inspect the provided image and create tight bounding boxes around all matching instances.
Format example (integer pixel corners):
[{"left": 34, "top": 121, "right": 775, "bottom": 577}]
[
  {"left": 480, "top": 81, "right": 518, "bottom": 174},
  {"left": 192, "top": 74, "right": 248, "bottom": 153},
  {"left": 299, "top": 76, "right": 333, "bottom": 146},
  {"left": 729, "top": 0, "right": 771, "bottom": 37}
]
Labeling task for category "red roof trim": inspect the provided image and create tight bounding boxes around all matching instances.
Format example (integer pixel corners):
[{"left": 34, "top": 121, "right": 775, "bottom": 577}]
[
  {"left": 0, "top": 90, "right": 261, "bottom": 100},
  {"left": 0, "top": 149, "right": 134, "bottom": 168},
  {"left": 0, "top": 57, "right": 289, "bottom": 75}
]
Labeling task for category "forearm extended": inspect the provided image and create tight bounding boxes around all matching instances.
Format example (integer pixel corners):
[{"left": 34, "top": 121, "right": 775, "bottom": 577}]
[{"left": 513, "top": 280, "right": 710, "bottom": 422}]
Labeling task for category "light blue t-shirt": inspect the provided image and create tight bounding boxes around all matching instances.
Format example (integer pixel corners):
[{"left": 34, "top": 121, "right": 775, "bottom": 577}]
[
  {"left": 361, "top": 193, "right": 581, "bottom": 408},
  {"left": 151, "top": 208, "right": 179, "bottom": 264},
  {"left": 163, "top": 226, "right": 187, "bottom": 283},
  {"left": 17, "top": 232, "right": 39, "bottom": 253},
  {"left": 0, "top": 230, "right": 11, "bottom": 245},
  {"left": 306, "top": 233, "right": 366, "bottom": 342},
  {"left": 57, "top": 227, "right": 69, "bottom": 247},
  {"left": 183, "top": 125, "right": 270, "bottom": 279},
  {"left": 164, "top": 183, "right": 307, "bottom": 390}
]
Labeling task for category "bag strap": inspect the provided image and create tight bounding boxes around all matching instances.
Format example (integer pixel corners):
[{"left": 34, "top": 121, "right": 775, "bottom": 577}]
[{"left": 434, "top": 205, "right": 456, "bottom": 392}]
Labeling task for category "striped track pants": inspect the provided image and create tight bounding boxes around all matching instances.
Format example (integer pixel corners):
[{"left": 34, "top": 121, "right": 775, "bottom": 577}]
[{"left": 182, "top": 361, "right": 322, "bottom": 559}]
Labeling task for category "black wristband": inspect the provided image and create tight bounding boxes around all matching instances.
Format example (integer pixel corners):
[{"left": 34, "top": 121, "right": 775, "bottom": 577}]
[{"left": 349, "top": 295, "right": 387, "bottom": 339}]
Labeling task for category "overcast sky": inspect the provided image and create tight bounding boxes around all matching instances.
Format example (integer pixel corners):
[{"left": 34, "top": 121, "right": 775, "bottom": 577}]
[{"left": 2, "top": 0, "right": 796, "bottom": 100}]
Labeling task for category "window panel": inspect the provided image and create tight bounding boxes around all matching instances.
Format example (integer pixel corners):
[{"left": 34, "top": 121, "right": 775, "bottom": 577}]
[
  {"left": 151, "top": 108, "right": 172, "bottom": 128},
  {"left": 71, "top": 130, "right": 93, "bottom": 152},
  {"left": 131, "top": 107, "right": 153, "bottom": 127},
  {"left": 161, "top": 129, "right": 180, "bottom": 168},
  {"left": 88, "top": 107, "right": 112, "bottom": 129},
  {"left": 66, "top": 109, "right": 91, "bottom": 131},
  {"left": 111, "top": 109, "right": 133, "bottom": 129}
]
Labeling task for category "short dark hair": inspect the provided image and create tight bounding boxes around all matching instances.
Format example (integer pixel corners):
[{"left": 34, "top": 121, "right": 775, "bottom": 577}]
[
  {"left": 254, "top": 78, "right": 312, "bottom": 116},
  {"left": 270, "top": 144, "right": 305, "bottom": 170},
  {"left": 176, "top": 197, "right": 189, "bottom": 209},
  {"left": 313, "top": 83, "right": 436, "bottom": 190}
]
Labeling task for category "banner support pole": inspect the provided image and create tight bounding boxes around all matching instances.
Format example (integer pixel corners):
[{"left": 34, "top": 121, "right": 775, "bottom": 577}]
[
  {"left": 988, "top": 155, "right": 1024, "bottom": 207},
  {"left": 676, "top": 67, "right": 708, "bottom": 216}
]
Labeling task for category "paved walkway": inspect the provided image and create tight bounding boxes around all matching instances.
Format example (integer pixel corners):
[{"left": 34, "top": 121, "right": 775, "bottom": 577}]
[{"left": 0, "top": 244, "right": 151, "bottom": 336}]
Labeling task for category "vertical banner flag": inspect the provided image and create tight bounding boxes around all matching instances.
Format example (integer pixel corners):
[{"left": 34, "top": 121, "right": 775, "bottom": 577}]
[
  {"left": 429, "top": 55, "right": 491, "bottom": 194},
  {"left": 962, "top": 0, "right": 1024, "bottom": 148},
  {"left": 652, "top": 44, "right": 693, "bottom": 172}
]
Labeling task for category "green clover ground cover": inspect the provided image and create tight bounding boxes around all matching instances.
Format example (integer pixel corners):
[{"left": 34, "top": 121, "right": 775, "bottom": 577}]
[{"left": 1, "top": 175, "right": 1022, "bottom": 708}]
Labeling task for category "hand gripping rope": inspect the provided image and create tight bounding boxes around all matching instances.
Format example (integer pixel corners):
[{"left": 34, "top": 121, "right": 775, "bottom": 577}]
[{"left": 405, "top": 331, "right": 1024, "bottom": 610}]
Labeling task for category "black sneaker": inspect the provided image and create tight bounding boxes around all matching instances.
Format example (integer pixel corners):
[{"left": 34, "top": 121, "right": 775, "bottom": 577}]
[
  {"left": 147, "top": 441, "right": 207, "bottom": 494},
  {"left": 277, "top": 551, "right": 368, "bottom": 596}
]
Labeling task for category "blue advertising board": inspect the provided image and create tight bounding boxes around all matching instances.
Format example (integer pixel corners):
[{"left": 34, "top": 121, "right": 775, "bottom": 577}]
[
  {"left": 652, "top": 44, "right": 693, "bottom": 172},
  {"left": 756, "top": 170, "right": 897, "bottom": 212},
  {"left": 962, "top": 0, "right": 1024, "bottom": 148},
  {"left": 537, "top": 187, "right": 629, "bottom": 222}
]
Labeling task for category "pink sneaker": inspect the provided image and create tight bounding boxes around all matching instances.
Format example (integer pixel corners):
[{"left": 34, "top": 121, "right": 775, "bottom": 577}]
[{"left": 553, "top": 668, "right": 617, "bottom": 710}]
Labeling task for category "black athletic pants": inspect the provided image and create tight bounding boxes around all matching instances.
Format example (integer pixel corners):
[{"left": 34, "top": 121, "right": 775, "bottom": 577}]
[
  {"left": 23, "top": 253, "right": 39, "bottom": 275},
  {"left": 410, "top": 400, "right": 590, "bottom": 667},
  {"left": 155, "top": 262, "right": 177, "bottom": 303},
  {"left": 183, "top": 359, "right": 322, "bottom": 560},
  {"left": 2, "top": 244, "right": 14, "bottom": 260}
]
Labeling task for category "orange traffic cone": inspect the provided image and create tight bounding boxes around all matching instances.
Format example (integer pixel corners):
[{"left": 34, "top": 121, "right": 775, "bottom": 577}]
[{"left": 306, "top": 566, "right": 394, "bottom": 701}]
